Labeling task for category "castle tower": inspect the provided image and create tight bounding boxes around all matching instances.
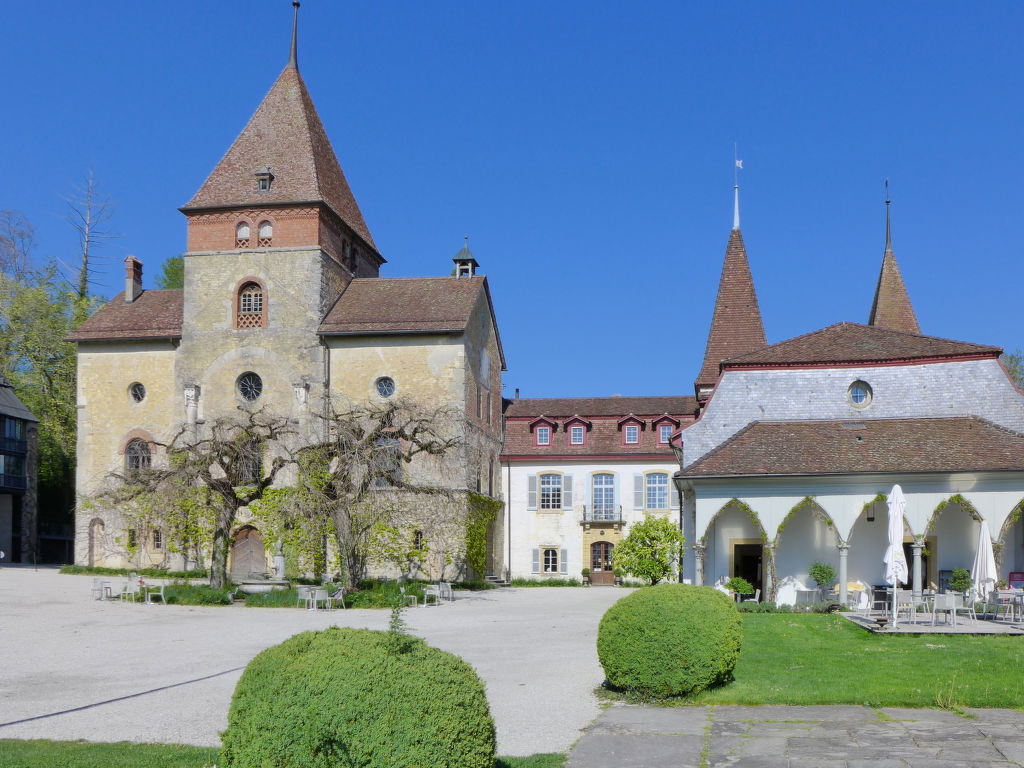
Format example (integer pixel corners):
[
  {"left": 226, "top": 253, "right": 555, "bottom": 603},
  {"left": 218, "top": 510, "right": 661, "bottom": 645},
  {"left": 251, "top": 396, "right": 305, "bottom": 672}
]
[{"left": 868, "top": 195, "right": 921, "bottom": 334}]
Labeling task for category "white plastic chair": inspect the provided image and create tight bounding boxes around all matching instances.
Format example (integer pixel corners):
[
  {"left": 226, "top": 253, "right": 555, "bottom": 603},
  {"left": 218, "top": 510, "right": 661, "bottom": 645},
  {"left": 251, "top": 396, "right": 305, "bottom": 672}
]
[
  {"left": 145, "top": 584, "right": 166, "bottom": 605},
  {"left": 295, "top": 585, "right": 315, "bottom": 609},
  {"left": 742, "top": 588, "right": 760, "bottom": 604},
  {"left": 310, "top": 588, "right": 330, "bottom": 610},
  {"left": 422, "top": 584, "right": 441, "bottom": 606},
  {"left": 931, "top": 593, "right": 956, "bottom": 626},
  {"left": 120, "top": 578, "right": 140, "bottom": 603},
  {"left": 399, "top": 585, "right": 417, "bottom": 608},
  {"left": 893, "top": 589, "right": 916, "bottom": 625},
  {"left": 953, "top": 593, "right": 976, "bottom": 623}
]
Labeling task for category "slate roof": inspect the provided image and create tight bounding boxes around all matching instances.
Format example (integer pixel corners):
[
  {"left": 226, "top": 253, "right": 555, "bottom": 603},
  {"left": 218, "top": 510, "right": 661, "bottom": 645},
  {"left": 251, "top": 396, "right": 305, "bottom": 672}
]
[
  {"left": 182, "top": 64, "right": 377, "bottom": 252},
  {"left": 502, "top": 396, "right": 696, "bottom": 459},
  {"left": 680, "top": 417, "right": 1024, "bottom": 477},
  {"left": 695, "top": 229, "right": 767, "bottom": 396},
  {"left": 722, "top": 322, "right": 1000, "bottom": 368},
  {"left": 0, "top": 375, "right": 37, "bottom": 422},
  {"left": 319, "top": 276, "right": 506, "bottom": 367},
  {"left": 68, "top": 290, "right": 183, "bottom": 342},
  {"left": 868, "top": 243, "right": 920, "bottom": 334}
]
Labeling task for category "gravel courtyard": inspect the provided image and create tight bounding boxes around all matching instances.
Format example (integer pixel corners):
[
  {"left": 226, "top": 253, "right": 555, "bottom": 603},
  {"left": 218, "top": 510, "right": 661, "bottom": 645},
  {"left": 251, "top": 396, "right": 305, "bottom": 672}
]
[{"left": 0, "top": 567, "right": 628, "bottom": 756}]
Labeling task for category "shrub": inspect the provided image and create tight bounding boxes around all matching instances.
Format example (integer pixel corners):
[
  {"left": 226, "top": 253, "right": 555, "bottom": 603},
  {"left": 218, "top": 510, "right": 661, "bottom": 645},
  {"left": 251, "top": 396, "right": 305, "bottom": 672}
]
[
  {"left": 808, "top": 561, "right": 836, "bottom": 590},
  {"left": 163, "top": 582, "right": 234, "bottom": 605},
  {"left": 597, "top": 584, "right": 741, "bottom": 698},
  {"left": 611, "top": 516, "right": 684, "bottom": 585},
  {"left": 725, "top": 576, "right": 754, "bottom": 596},
  {"left": 949, "top": 567, "right": 972, "bottom": 593},
  {"left": 220, "top": 628, "right": 495, "bottom": 768},
  {"left": 60, "top": 564, "right": 208, "bottom": 579},
  {"left": 510, "top": 577, "right": 582, "bottom": 587}
]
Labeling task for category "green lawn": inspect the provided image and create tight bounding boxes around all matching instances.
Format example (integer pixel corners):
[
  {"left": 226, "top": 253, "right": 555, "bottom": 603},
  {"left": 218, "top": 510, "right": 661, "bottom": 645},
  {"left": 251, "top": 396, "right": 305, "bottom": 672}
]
[
  {"left": 688, "top": 613, "right": 1024, "bottom": 709},
  {"left": 0, "top": 741, "right": 565, "bottom": 768}
]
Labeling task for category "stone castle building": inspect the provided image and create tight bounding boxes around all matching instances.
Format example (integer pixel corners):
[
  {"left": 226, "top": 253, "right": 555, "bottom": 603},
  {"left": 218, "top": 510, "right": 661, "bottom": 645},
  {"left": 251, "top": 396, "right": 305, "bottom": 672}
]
[{"left": 70, "top": 15, "right": 505, "bottom": 579}]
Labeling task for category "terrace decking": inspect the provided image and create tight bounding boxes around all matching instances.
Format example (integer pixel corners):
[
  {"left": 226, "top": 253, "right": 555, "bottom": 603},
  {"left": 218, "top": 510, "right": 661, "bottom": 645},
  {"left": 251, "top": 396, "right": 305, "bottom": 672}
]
[{"left": 844, "top": 611, "right": 1024, "bottom": 635}]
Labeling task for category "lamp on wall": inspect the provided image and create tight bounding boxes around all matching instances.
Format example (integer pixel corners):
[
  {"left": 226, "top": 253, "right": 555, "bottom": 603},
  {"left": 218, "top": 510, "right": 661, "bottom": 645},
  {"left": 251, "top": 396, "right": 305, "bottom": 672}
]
[{"left": 866, "top": 504, "right": 875, "bottom": 523}]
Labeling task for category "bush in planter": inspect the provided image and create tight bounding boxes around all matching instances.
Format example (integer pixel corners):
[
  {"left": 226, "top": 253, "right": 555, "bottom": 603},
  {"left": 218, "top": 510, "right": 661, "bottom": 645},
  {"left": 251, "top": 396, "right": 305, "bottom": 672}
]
[
  {"left": 725, "top": 576, "right": 754, "bottom": 597},
  {"left": 949, "top": 567, "right": 972, "bottom": 594},
  {"left": 597, "top": 584, "right": 741, "bottom": 698},
  {"left": 220, "top": 627, "right": 495, "bottom": 768},
  {"left": 808, "top": 561, "right": 837, "bottom": 592}
]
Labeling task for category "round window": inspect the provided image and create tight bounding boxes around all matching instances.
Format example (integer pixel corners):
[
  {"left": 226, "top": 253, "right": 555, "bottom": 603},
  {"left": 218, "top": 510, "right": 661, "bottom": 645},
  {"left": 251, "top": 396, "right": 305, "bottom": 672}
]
[
  {"left": 129, "top": 382, "right": 146, "bottom": 403},
  {"left": 375, "top": 376, "right": 395, "bottom": 398},
  {"left": 237, "top": 372, "right": 263, "bottom": 402},
  {"left": 848, "top": 380, "right": 872, "bottom": 409}
]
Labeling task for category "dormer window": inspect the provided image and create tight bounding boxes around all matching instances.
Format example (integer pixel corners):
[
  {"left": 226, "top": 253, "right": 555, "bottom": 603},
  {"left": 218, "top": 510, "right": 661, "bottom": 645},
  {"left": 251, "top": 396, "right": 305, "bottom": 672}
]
[
  {"left": 257, "top": 221, "right": 273, "bottom": 247},
  {"left": 536, "top": 426, "right": 550, "bottom": 446},
  {"left": 235, "top": 221, "right": 251, "bottom": 248},
  {"left": 625, "top": 425, "right": 639, "bottom": 444},
  {"left": 255, "top": 166, "right": 274, "bottom": 193}
]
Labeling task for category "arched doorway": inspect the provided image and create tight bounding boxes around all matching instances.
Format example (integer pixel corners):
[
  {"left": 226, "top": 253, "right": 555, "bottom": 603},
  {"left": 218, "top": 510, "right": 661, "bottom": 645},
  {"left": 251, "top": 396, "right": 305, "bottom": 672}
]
[
  {"left": 88, "top": 517, "right": 105, "bottom": 567},
  {"left": 701, "top": 500, "right": 770, "bottom": 597},
  {"left": 590, "top": 541, "right": 615, "bottom": 585},
  {"left": 996, "top": 501, "right": 1024, "bottom": 586},
  {"left": 230, "top": 526, "right": 266, "bottom": 581},
  {"left": 773, "top": 500, "right": 839, "bottom": 600}
]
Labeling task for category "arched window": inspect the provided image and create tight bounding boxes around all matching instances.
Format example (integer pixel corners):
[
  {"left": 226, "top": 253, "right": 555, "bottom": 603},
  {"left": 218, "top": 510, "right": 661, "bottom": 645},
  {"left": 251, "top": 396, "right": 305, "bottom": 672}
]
[
  {"left": 257, "top": 220, "right": 273, "bottom": 247},
  {"left": 236, "top": 281, "right": 266, "bottom": 329},
  {"left": 125, "top": 439, "right": 151, "bottom": 479},
  {"left": 235, "top": 221, "right": 251, "bottom": 248}
]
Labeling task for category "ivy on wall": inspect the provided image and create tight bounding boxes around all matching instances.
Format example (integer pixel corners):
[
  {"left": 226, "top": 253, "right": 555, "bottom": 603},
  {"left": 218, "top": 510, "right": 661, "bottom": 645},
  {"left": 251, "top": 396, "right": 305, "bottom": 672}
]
[{"left": 465, "top": 492, "right": 503, "bottom": 578}]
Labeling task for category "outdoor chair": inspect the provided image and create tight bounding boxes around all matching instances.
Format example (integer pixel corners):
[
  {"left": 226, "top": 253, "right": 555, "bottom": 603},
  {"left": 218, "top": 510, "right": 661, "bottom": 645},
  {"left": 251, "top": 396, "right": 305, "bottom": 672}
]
[
  {"left": 310, "top": 588, "right": 331, "bottom": 610},
  {"left": 439, "top": 582, "right": 454, "bottom": 602},
  {"left": 742, "top": 588, "right": 760, "bottom": 604},
  {"left": 145, "top": 584, "right": 166, "bottom": 605},
  {"left": 982, "top": 590, "right": 1017, "bottom": 621},
  {"left": 422, "top": 584, "right": 441, "bottom": 606},
  {"left": 399, "top": 585, "right": 417, "bottom": 608},
  {"left": 931, "top": 593, "right": 956, "bottom": 626},
  {"left": 328, "top": 586, "right": 346, "bottom": 609},
  {"left": 893, "top": 589, "right": 915, "bottom": 625},
  {"left": 296, "top": 585, "right": 315, "bottom": 609},
  {"left": 952, "top": 593, "right": 975, "bottom": 622},
  {"left": 120, "top": 579, "right": 140, "bottom": 603},
  {"left": 90, "top": 578, "right": 112, "bottom": 601}
]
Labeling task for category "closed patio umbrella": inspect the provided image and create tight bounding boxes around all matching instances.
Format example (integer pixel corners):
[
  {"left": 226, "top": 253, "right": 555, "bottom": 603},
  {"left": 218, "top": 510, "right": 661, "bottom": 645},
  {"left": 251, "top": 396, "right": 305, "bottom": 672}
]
[
  {"left": 883, "top": 484, "right": 909, "bottom": 621},
  {"left": 971, "top": 523, "right": 997, "bottom": 600}
]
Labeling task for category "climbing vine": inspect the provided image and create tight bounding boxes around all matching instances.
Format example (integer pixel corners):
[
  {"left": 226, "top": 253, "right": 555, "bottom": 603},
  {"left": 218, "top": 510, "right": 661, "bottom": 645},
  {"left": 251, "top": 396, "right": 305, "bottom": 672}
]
[
  {"left": 773, "top": 496, "right": 835, "bottom": 548},
  {"left": 465, "top": 492, "right": 503, "bottom": 578},
  {"left": 927, "top": 493, "right": 982, "bottom": 534},
  {"left": 701, "top": 498, "right": 777, "bottom": 602}
]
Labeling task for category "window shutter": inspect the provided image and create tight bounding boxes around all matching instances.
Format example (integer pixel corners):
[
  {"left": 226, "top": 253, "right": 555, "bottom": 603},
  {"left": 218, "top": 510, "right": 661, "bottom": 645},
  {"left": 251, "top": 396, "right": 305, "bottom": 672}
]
[
  {"left": 527, "top": 474, "right": 537, "bottom": 510},
  {"left": 671, "top": 482, "right": 680, "bottom": 509},
  {"left": 562, "top": 475, "right": 573, "bottom": 509},
  {"left": 560, "top": 549, "right": 568, "bottom": 574},
  {"left": 532, "top": 549, "right": 540, "bottom": 574},
  {"left": 634, "top": 474, "right": 644, "bottom": 509}
]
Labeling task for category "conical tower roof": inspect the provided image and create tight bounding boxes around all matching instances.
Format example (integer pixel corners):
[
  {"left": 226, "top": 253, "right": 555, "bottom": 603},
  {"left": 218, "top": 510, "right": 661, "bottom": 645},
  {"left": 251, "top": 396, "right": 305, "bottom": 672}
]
[
  {"left": 868, "top": 201, "right": 919, "bottom": 334},
  {"left": 183, "top": 62, "right": 376, "bottom": 251},
  {"left": 695, "top": 228, "right": 767, "bottom": 400}
]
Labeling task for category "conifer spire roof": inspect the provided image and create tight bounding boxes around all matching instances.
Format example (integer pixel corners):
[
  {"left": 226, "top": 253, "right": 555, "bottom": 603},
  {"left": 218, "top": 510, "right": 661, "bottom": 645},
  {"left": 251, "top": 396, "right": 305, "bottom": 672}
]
[
  {"left": 867, "top": 198, "right": 919, "bottom": 334},
  {"left": 183, "top": 28, "right": 376, "bottom": 251},
  {"left": 694, "top": 228, "right": 767, "bottom": 399}
]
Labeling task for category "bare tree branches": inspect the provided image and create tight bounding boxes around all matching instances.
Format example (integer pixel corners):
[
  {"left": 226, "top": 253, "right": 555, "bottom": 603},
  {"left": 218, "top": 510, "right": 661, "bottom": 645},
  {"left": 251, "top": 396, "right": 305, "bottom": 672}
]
[
  {"left": 0, "top": 210, "right": 35, "bottom": 278},
  {"left": 63, "top": 170, "right": 117, "bottom": 300}
]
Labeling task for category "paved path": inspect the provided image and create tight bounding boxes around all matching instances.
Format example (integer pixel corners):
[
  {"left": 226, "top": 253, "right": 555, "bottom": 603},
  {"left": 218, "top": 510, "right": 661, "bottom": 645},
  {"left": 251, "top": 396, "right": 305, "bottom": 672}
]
[
  {"left": 0, "top": 567, "right": 628, "bottom": 755},
  {"left": 568, "top": 703, "right": 1024, "bottom": 767}
]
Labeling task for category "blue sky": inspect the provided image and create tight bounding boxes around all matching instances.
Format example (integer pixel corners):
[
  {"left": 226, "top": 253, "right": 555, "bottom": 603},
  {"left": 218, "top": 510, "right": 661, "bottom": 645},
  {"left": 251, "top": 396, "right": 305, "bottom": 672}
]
[{"left": 5, "top": 2, "right": 1023, "bottom": 399}]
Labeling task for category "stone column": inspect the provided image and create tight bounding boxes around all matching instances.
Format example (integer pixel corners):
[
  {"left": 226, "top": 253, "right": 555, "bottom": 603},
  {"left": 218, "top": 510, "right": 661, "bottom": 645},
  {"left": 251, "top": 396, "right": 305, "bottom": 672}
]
[
  {"left": 838, "top": 541, "right": 849, "bottom": 605},
  {"left": 912, "top": 538, "right": 924, "bottom": 601},
  {"left": 693, "top": 543, "right": 705, "bottom": 586},
  {"left": 763, "top": 544, "right": 774, "bottom": 602},
  {"left": 184, "top": 385, "right": 200, "bottom": 437}
]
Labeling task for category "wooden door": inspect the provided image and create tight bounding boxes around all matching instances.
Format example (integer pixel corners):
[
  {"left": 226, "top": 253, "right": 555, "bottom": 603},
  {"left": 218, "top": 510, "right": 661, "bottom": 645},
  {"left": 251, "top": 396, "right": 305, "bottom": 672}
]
[
  {"left": 230, "top": 526, "right": 266, "bottom": 580},
  {"left": 590, "top": 541, "right": 615, "bottom": 586}
]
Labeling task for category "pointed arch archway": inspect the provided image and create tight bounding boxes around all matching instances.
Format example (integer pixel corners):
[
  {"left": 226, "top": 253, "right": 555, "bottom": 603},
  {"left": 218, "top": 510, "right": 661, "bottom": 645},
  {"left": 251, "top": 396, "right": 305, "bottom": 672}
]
[
  {"left": 995, "top": 498, "right": 1024, "bottom": 580},
  {"left": 700, "top": 499, "right": 774, "bottom": 600},
  {"left": 773, "top": 497, "right": 840, "bottom": 600},
  {"left": 925, "top": 494, "right": 984, "bottom": 592},
  {"left": 847, "top": 493, "right": 915, "bottom": 591}
]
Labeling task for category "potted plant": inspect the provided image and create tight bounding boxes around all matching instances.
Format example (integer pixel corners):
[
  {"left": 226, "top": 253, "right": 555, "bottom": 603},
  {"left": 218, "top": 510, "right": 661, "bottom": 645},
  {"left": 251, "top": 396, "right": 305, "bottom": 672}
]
[
  {"left": 808, "top": 561, "right": 837, "bottom": 600},
  {"left": 581, "top": 567, "right": 590, "bottom": 586},
  {"left": 613, "top": 568, "right": 623, "bottom": 586},
  {"left": 949, "top": 567, "right": 972, "bottom": 596},
  {"left": 725, "top": 576, "right": 754, "bottom": 601}
]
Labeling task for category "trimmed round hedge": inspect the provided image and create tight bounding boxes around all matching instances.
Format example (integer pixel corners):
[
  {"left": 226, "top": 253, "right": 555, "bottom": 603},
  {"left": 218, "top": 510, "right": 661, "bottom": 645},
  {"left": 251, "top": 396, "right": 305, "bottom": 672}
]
[
  {"left": 597, "top": 584, "right": 742, "bottom": 697},
  {"left": 220, "top": 627, "right": 495, "bottom": 768}
]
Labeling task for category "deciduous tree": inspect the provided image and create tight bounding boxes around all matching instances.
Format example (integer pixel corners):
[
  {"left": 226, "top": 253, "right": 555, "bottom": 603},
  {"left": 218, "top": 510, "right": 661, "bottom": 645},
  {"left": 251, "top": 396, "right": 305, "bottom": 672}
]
[{"left": 612, "top": 515, "right": 685, "bottom": 585}]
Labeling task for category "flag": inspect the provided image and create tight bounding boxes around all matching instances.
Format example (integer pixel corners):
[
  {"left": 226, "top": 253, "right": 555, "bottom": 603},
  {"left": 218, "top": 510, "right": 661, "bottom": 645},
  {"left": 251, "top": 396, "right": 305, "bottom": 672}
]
[{"left": 735, "top": 159, "right": 743, "bottom": 169}]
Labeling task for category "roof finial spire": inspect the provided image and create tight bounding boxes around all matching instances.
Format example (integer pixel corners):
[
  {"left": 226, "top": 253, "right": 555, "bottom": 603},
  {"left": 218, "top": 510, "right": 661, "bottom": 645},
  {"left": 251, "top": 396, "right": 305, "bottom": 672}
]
[
  {"left": 733, "top": 143, "right": 743, "bottom": 231},
  {"left": 288, "top": 1, "right": 300, "bottom": 69},
  {"left": 884, "top": 178, "right": 892, "bottom": 253}
]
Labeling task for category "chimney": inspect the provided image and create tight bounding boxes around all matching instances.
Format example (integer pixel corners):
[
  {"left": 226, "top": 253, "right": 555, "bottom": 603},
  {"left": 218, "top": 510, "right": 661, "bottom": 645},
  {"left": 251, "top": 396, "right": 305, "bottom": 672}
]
[
  {"left": 124, "top": 256, "right": 143, "bottom": 303},
  {"left": 515, "top": 388, "right": 520, "bottom": 399}
]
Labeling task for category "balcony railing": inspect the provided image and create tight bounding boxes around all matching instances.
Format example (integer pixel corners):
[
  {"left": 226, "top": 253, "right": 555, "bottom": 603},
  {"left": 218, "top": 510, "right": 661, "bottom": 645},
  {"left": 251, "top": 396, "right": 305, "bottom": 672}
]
[
  {"left": 0, "top": 437, "right": 27, "bottom": 454},
  {"left": 0, "top": 474, "right": 27, "bottom": 491},
  {"left": 581, "top": 504, "right": 623, "bottom": 523}
]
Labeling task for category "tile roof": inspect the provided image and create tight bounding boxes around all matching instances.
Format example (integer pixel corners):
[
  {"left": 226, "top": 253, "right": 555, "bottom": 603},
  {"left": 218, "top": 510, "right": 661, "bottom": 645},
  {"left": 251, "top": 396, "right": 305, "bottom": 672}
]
[
  {"left": 722, "top": 322, "right": 1000, "bottom": 368},
  {"left": 695, "top": 229, "right": 767, "bottom": 397},
  {"left": 502, "top": 396, "right": 696, "bottom": 459},
  {"left": 319, "top": 277, "right": 505, "bottom": 366},
  {"left": 868, "top": 247, "right": 920, "bottom": 334},
  {"left": 680, "top": 417, "right": 1024, "bottom": 477},
  {"left": 504, "top": 396, "right": 697, "bottom": 419},
  {"left": 68, "top": 290, "right": 183, "bottom": 342},
  {"left": 182, "top": 64, "right": 377, "bottom": 251}
]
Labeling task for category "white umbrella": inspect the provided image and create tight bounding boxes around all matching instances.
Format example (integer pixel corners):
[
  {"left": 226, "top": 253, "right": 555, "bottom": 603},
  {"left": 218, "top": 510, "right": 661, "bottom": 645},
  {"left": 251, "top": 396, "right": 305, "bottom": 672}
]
[
  {"left": 883, "top": 484, "right": 909, "bottom": 622},
  {"left": 971, "top": 523, "right": 997, "bottom": 600}
]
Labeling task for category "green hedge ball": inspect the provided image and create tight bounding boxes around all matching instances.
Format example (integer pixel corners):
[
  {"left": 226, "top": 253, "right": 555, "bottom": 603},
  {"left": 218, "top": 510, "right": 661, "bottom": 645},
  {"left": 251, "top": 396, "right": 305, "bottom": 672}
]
[
  {"left": 220, "top": 627, "right": 496, "bottom": 768},
  {"left": 597, "top": 584, "right": 742, "bottom": 697}
]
